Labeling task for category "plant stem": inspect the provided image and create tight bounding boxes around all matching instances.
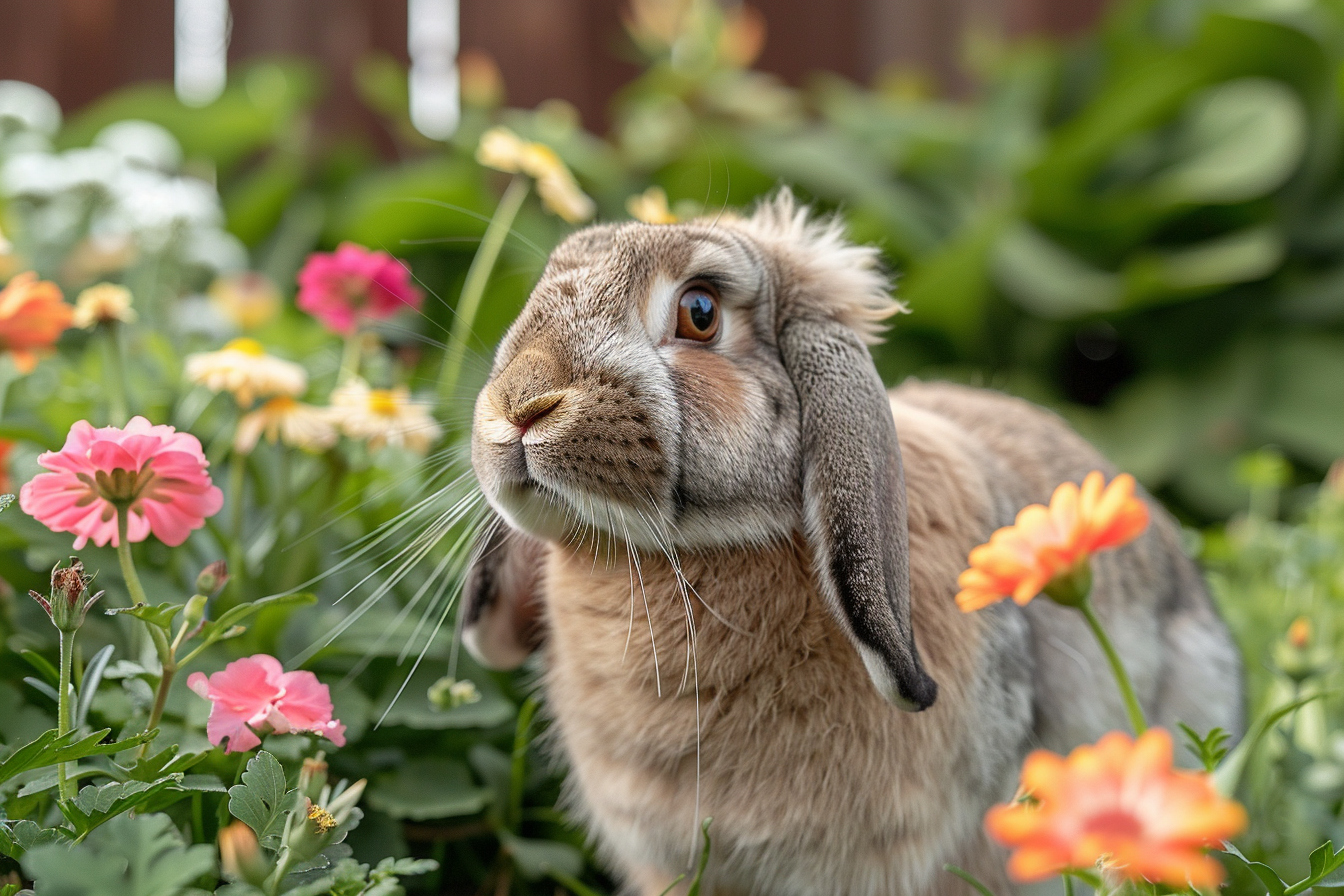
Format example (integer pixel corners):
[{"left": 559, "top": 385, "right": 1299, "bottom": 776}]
[
  {"left": 102, "top": 321, "right": 129, "bottom": 424},
  {"left": 115, "top": 508, "right": 150, "bottom": 607},
  {"left": 1079, "top": 600, "right": 1147, "bottom": 735},
  {"left": 227, "top": 453, "right": 247, "bottom": 605},
  {"left": 337, "top": 330, "right": 363, "bottom": 382},
  {"left": 140, "top": 649, "right": 175, "bottom": 756},
  {"left": 508, "top": 695, "right": 539, "bottom": 832},
  {"left": 437, "top": 175, "right": 530, "bottom": 404},
  {"left": 56, "top": 630, "right": 76, "bottom": 801}
]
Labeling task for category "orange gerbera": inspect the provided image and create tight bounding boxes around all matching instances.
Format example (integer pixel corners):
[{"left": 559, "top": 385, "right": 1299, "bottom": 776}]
[
  {"left": 0, "top": 272, "right": 72, "bottom": 373},
  {"left": 986, "top": 729, "right": 1245, "bottom": 889},
  {"left": 955, "top": 471, "right": 1149, "bottom": 612},
  {"left": 0, "top": 438, "right": 12, "bottom": 494}
]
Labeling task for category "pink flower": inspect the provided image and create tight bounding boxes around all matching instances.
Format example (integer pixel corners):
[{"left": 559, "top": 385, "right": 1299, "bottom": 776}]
[
  {"left": 188, "top": 655, "right": 347, "bottom": 754},
  {"left": 296, "top": 242, "right": 423, "bottom": 335},
  {"left": 19, "top": 416, "right": 223, "bottom": 549}
]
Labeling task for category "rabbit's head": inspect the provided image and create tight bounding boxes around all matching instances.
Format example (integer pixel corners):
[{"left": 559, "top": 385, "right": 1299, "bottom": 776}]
[{"left": 471, "top": 191, "right": 937, "bottom": 710}]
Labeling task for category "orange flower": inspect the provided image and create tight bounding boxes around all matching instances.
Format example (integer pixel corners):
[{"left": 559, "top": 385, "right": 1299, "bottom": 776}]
[
  {"left": 0, "top": 438, "right": 12, "bottom": 494},
  {"left": 0, "top": 272, "right": 72, "bottom": 373},
  {"left": 986, "top": 729, "right": 1246, "bottom": 889},
  {"left": 955, "top": 471, "right": 1149, "bottom": 612}
]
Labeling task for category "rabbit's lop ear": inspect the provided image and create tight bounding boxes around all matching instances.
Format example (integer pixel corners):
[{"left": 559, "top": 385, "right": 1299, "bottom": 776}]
[
  {"left": 461, "top": 521, "right": 548, "bottom": 670},
  {"left": 781, "top": 319, "right": 937, "bottom": 711},
  {"left": 755, "top": 192, "right": 937, "bottom": 711}
]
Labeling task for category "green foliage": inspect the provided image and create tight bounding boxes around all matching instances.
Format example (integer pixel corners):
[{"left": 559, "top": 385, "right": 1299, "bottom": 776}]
[
  {"left": 229, "top": 751, "right": 296, "bottom": 849},
  {"left": 22, "top": 813, "right": 216, "bottom": 896},
  {"left": 58, "top": 777, "right": 185, "bottom": 839},
  {"left": 1181, "top": 724, "right": 1232, "bottom": 773},
  {"left": 0, "top": 727, "right": 156, "bottom": 788}
]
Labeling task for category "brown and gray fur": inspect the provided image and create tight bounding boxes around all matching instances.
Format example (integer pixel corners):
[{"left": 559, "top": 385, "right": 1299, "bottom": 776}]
[{"left": 463, "top": 192, "right": 1243, "bottom": 895}]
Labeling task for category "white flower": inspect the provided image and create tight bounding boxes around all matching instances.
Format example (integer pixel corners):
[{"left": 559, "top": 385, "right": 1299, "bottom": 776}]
[
  {"left": 72, "top": 283, "right": 136, "bottom": 328},
  {"left": 329, "top": 378, "right": 441, "bottom": 454},
  {"left": 234, "top": 397, "right": 338, "bottom": 454},
  {"left": 185, "top": 338, "right": 308, "bottom": 406}
]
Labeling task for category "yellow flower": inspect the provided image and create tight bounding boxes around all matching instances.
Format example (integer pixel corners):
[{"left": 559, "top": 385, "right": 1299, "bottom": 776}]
[
  {"left": 476, "top": 127, "right": 595, "bottom": 223},
  {"left": 72, "top": 283, "right": 136, "bottom": 328},
  {"left": 209, "top": 272, "right": 282, "bottom": 331},
  {"left": 234, "top": 396, "right": 338, "bottom": 454},
  {"left": 185, "top": 338, "right": 307, "bottom": 407},
  {"left": 476, "top": 126, "right": 530, "bottom": 173},
  {"left": 627, "top": 186, "right": 678, "bottom": 224},
  {"left": 329, "top": 378, "right": 441, "bottom": 454}
]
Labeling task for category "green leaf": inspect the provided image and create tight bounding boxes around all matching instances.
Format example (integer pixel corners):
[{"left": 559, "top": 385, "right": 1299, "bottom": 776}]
[
  {"left": 22, "top": 812, "right": 215, "bottom": 896},
  {"left": 20, "top": 649, "right": 60, "bottom": 687},
  {"left": 0, "top": 727, "right": 156, "bottom": 787},
  {"left": 991, "top": 222, "right": 1121, "bottom": 318},
  {"left": 228, "top": 751, "right": 295, "bottom": 848},
  {"left": 1221, "top": 841, "right": 1287, "bottom": 896},
  {"left": 1148, "top": 78, "right": 1307, "bottom": 205},
  {"left": 58, "top": 777, "right": 184, "bottom": 840},
  {"left": 366, "top": 757, "right": 489, "bottom": 821},
  {"left": 501, "top": 831, "right": 584, "bottom": 881},
  {"left": 1215, "top": 692, "right": 1323, "bottom": 796},
  {"left": 105, "top": 602, "right": 183, "bottom": 631},
  {"left": 117, "top": 744, "right": 211, "bottom": 782},
  {"left": 75, "top": 645, "right": 115, "bottom": 730},
  {"left": 199, "top": 592, "right": 316, "bottom": 645},
  {"left": 0, "top": 818, "right": 68, "bottom": 860},
  {"left": 1179, "top": 724, "right": 1231, "bottom": 772},
  {"left": 687, "top": 818, "right": 712, "bottom": 896}
]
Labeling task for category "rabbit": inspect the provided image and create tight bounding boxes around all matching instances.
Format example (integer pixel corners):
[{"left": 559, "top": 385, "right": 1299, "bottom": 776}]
[{"left": 461, "top": 190, "right": 1244, "bottom": 896}]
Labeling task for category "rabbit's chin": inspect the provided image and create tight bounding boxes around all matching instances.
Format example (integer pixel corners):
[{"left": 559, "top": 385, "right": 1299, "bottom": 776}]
[
  {"left": 490, "top": 475, "right": 800, "bottom": 556},
  {"left": 488, "top": 478, "right": 676, "bottom": 552}
]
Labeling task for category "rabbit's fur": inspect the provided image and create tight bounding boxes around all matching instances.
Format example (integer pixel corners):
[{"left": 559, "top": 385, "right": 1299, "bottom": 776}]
[{"left": 463, "top": 192, "right": 1243, "bottom": 895}]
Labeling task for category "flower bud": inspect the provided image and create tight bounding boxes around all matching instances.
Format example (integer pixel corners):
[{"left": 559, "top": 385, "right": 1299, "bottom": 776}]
[
  {"left": 1289, "top": 616, "right": 1312, "bottom": 650},
  {"left": 324, "top": 778, "right": 366, "bottom": 827},
  {"left": 181, "top": 593, "right": 209, "bottom": 632},
  {"left": 30, "top": 557, "right": 103, "bottom": 633},
  {"left": 298, "top": 753, "right": 329, "bottom": 801},
  {"left": 429, "top": 676, "right": 482, "bottom": 710},
  {"left": 195, "top": 560, "right": 229, "bottom": 597},
  {"left": 218, "top": 820, "right": 271, "bottom": 885}
]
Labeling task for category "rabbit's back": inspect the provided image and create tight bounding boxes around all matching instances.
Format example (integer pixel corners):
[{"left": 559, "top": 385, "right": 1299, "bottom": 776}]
[{"left": 893, "top": 379, "right": 1244, "bottom": 751}]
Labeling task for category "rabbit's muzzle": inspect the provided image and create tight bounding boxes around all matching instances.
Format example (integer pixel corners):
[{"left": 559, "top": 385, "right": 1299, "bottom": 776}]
[{"left": 473, "top": 343, "right": 676, "bottom": 535}]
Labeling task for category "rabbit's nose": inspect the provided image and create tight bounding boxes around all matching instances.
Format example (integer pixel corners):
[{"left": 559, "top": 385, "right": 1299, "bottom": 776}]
[{"left": 507, "top": 392, "right": 565, "bottom": 435}]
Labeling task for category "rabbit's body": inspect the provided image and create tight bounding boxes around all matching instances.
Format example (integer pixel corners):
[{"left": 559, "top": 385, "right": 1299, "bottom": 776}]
[
  {"left": 540, "top": 384, "right": 1238, "bottom": 896},
  {"left": 463, "top": 194, "right": 1243, "bottom": 895}
]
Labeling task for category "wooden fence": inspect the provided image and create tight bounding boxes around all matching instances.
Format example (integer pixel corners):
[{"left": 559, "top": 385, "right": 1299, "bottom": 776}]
[{"left": 0, "top": 0, "right": 1110, "bottom": 133}]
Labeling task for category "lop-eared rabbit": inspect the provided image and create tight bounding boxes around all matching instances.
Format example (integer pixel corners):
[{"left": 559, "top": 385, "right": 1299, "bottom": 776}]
[{"left": 462, "top": 192, "right": 1243, "bottom": 895}]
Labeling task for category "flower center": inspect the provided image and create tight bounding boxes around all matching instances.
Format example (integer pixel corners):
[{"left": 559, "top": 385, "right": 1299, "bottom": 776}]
[
  {"left": 1082, "top": 809, "right": 1145, "bottom": 841},
  {"left": 265, "top": 395, "right": 299, "bottom": 413},
  {"left": 367, "top": 390, "right": 401, "bottom": 417},
  {"left": 91, "top": 461, "right": 156, "bottom": 506},
  {"left": 224, "top": 338, "right": 266, "bottom": 356}
]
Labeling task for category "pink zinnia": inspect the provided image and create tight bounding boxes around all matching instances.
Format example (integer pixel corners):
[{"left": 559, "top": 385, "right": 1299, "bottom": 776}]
[
  {"left": 19, "top": 416, "right": 223, "bottom": 549},
  {"left": 188, "top": 655, "right": 347, "bottom": 754},
  {"left": 296, "top": 242, "right": 423, "bottom": 335}
]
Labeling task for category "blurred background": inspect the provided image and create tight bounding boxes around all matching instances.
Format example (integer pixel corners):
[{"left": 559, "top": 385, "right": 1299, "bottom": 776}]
[
  {"left": 2, "top": 1, "right": 1344, "bottom": 891},
  {"left": 3, "top": 0, "right": 1340, "bottom": 526}
]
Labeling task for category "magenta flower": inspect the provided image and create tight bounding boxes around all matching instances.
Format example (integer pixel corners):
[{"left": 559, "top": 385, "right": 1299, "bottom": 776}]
[
  {"left": 19, "top": 416, "right": 223, "bottom": 549},
  {"left": 296, "top": 242, "right": 423, "bottom": 335},
  {"left": 188, "top": 655, "right": 347, "bottom": 754}
]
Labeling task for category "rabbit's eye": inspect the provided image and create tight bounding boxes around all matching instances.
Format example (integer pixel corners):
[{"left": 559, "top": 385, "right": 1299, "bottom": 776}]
[{"left": 676, "top": 284, "right": 720, "bottom": 342}]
